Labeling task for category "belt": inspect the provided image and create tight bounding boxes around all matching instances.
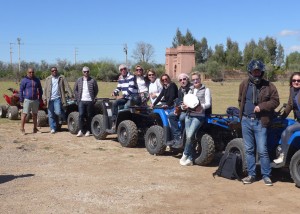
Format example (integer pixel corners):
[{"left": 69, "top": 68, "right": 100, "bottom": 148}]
[{"left": 243, "top": 115, "right": 258, "bottom": 120}]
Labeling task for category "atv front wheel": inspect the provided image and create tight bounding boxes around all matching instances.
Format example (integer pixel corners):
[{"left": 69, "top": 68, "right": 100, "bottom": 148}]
[
  {"left": 144, "top": 125, "right": 166, "bottom": 155},
  {"left": 68, "top": 111, "right": 80, "bottom": 134},
  {"left": 117, "top": 120, "right": 138, "bottom": 147},
  {"left": 37, "top": 110, "right": 48, "bottom": 127},
  {"left": 290, "top": 150, "right": 300, "bottom": 188},
  {"left": 7, "top": 106, "right": 19, "bottom": 120}
]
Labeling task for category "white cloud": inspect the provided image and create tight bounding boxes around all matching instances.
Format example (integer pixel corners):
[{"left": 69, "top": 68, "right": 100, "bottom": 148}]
[
  {"left": 289, "top": 45, "right": 300, "bottom": 52},
  {"left": 279, "top": 30, "right": 299, "bottom": 36}
]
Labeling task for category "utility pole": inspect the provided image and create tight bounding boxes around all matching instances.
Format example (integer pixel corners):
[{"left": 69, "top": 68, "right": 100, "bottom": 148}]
[
  {"left": 74, "top": 47, "right": 78, "bottom": 64},
  {"left": 9, "top": 42, "right": 15, "bottom": 68},
  {"left": 123, "top": 44, "right": 128, "bottom": 66},
  {"left": 17, "top": 38, "right": 21, "bottom": 74}
]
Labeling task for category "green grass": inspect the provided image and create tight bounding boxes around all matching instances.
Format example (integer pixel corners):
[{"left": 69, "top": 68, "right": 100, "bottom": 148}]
[{"left": 0, "top": 80, "right": 291, "bottom": 114}]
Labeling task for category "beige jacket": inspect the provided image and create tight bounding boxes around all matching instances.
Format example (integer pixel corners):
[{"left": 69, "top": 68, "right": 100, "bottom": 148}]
[{"left": 43, "top": 74, "right": 74, "bottom": 107}]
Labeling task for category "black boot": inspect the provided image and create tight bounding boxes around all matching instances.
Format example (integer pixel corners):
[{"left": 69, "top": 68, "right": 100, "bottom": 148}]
[{"left": 106, "top": 121, "right": 116, "bottom": 134}]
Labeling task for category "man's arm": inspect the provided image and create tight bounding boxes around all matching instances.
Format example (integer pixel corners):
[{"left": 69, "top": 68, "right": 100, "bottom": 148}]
[{"left": 258, "top": 83, "right": 280, "bottom": 111}]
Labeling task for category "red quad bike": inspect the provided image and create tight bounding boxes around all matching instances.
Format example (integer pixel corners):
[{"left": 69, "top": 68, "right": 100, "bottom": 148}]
[{"left": 0, "top": 88, "right": 44, "bottom": 121}]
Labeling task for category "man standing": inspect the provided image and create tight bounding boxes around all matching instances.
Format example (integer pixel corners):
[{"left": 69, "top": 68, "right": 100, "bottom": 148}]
[
  {"left": 44, "top": 66, "right": 74, "bottom": 134},
  {"left": 167, "top": 73, "right": 192, "bottom": 148},
  {"left": 74, "top": 66, "right": 99, "bottom": 137},
  {"left": 19, "top": 68, "right": 43, "bottom": 135},
  {"left": 106, "top": 64, "right": 139, "bottom": 133},
  {"left": 238, "top": 59, "right": 279, "bottom": 186}
]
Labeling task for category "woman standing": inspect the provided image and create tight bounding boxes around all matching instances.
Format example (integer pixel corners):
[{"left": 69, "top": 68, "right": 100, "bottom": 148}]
[
  {"left": 152, "top": 74, "right": 178, "bottom": 108},
  {"left": 273, "top": 72, "right": 300, "bottom": 164},
  {"left": 147, "top": 69, "right": 163, "bottom": 104},
  {"left": 180, "top": 72, "right": 211, "bottom": 166}
]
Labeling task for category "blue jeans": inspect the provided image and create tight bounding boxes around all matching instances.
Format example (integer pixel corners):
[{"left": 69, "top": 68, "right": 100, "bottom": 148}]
[
  {"left": 112, "top": 98, "right": 128, "bottom": 120},
  {"left": 48, "top": 98, "right": 66, "bottom": 131},
  {"left": 242, "top": 116, "right": 271, "bottom": 178},
  {"left": 168, "top": 112, "right": 186, "bottom": 140},
  {"left": 78, "top": 101, "right": 94, "bottom": 132},
  {"left": 184, "top": 115, "right": 204, "bottom": 161}
]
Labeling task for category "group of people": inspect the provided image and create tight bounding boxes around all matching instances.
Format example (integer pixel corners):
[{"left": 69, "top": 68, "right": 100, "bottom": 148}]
[
  {"left": 19, "top": 66, "right": 98, "bottom": 137},
  {"left": 18, "top": 60, "right": 300, "bottom": 187}
]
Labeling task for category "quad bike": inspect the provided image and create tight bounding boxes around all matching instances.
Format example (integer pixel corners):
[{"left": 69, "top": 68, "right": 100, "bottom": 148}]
[
  {"left": 91, "top": 98, "right": 155, "bottom": 147},
  {"left": 224, "top": 104, "right": 300, "bottom": 187},
  {"left": 144, "top": 106, "right": 242, "bottom": 166},
  {"left": 0, "top": 88, "right": 44, "bottom": 121}
]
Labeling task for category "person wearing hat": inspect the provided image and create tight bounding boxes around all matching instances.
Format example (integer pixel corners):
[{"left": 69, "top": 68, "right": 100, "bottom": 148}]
[
  {"left": 74, "top": 66, "right": 99, "bottom": 137},
  {"left": 106, "top": 64, "right": 139, "bottom": 133},
  {"left": 238, "top": 59, "right": 279, "bottom": 186},
  {"left": 167, "top": 73, "right": 192, "bottom": 148},
  {"left": 179, "top": 72, "right": 211, "bottom": 166}
]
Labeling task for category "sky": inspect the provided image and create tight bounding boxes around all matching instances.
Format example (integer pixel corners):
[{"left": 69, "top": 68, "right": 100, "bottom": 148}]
[{"left": 0, "top": 0, "right": 299, "bottom": 65}]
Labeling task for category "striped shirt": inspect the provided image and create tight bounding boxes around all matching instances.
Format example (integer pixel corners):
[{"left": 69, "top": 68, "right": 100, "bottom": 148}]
[{"left": 114, "top": 73, "right": 138, "bottom": 99}]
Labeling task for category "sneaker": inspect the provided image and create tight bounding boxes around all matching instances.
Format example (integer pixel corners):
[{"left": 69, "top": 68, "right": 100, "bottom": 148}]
[
  {"left": 50, "top": 129, "right": 56, "bottom": 134},
  {"left": 242, "top": 176, "right": 255, "bottom": 184},
  {"left": 20, "top": 129, "right": 25, "bottom": 135},
  {"left": 76, "top": 130, "right": 83, "bottom": 137},
  {"left": 179, "top": 154, "right": 188, "bottom": 165},
  {"left": 180, "top": 158, "right": 193, "bottom": 166},
  {"left": 273, "top": 153, "right": 284, "bottom": 164},
  {"left": 33, "top": 128, "right": 40, "bottom": 133},
  {"left": 263, "top": 177, "right": 273, "bottom": 186},
  {"left": 85, "top": 131, "right": 90, "bottom": 137}
]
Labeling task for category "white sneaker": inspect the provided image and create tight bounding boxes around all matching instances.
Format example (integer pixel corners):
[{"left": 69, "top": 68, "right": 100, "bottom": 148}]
[
  {"left": 181, "top": 159, "right": 193, "bottom": 166},
  {"left": 180, "top": 154, "right": 188, "bottom": 165},
  {"left": 76, "top": 130, "right": 83, "bottom": 137},
  {"left": 50, "top": 129, "right": 55, "bottom": 134},
  {"left": 85, "top": 131, "right": 90, "bottom": 137},
  {"left": 273, "top": 153, "right": 284, "bottom": 164}
]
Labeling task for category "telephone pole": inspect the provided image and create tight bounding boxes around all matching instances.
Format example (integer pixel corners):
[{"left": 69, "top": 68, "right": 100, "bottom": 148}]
[
  {"left": 123, "top": 44, "right": 128, "bottom": 65},
  {"left": 9, "top": 42, "right": 15, "bottom": 68},
  {"left": 17, "top": 38, "right": 22, "bottom": 74},
  {"left": 74, "top": 47, "right": 78, "bottom": 64}
]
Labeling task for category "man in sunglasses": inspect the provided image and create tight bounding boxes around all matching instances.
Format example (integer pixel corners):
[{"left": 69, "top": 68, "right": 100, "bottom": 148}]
[
  {"left": 19, "top": 67, "right": 43, "bottom": 135},
  {"left": 74, "top": 66, "right": 99, "bottom": 137},
  {"left": 43, "top": 66, "right": 74, "bottom": 134},
  {"left": 239, "top": 59, "right": 279, "bottom": 186},
  {"left": 167, "top": 73, "right": 192, "bottom": 148}
]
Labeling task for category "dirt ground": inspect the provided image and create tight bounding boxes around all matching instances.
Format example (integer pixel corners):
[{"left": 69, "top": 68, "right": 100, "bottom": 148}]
[{"left": 0, "top": 120, "right": 299, "bottom": 214}]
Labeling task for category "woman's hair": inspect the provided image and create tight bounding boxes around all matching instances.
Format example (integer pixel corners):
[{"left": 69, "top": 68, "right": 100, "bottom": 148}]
[
  {"left": 289, "top": 72, "right": 300, "bottom": 86},
  {"left": 190, "top": 72, "right": 201, "bottom": 79},
  {"left": 147, "top": 68, "right": 156, "bottom": 76},
  {"left": 160, "top": 73, "right": 171, "bottom": 85}
]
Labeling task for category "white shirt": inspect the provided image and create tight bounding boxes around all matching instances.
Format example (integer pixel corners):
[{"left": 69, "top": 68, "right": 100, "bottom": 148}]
[
  {"left": 81, "top": 79, "right": 92, "bottom": 101},
  {"left": 50, "top": 76, "right": 60, "bottom": 100},
  {"left": 136, "top": 76, "right": 148, "bottom": 93},
  {"left": 149, "top": 79, "right": 163, "bottom": 104}
]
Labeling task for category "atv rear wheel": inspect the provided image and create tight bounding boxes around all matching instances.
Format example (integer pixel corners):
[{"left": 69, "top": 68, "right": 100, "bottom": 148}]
[
  {"left": 37, "top": 110, "right": 48, "bottom": 127},
  {"left": 225, "top": 138, "right": 247, "bottom": 175},
  {"left": 194, "top": 133, "right": 215, "bottom": 166},
  {"left": 144, "top": 125, "right": 166, "bottom": 155},
  {"left": 290, "top": 150, "right": 300, "bottom": 188},
  {"left": 7, "top": 106, "right": 19, "bottom": 120},
  {"left": 68, "top": 111, "right": 80, "bottom": 134},
  {"left": 117, "top": 120, "right": 138, "bottom": 147},
  {"left": 91, "top": 114, "right": 107, "bottom": 140},
  {"left": 0, "top": 105, "right": 7, "bottom": 118}
]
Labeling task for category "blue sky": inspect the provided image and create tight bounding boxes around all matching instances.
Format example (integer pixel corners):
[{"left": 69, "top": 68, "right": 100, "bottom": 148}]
[{"left": 0, "top": 0, "right": 299, "bottom": 65}]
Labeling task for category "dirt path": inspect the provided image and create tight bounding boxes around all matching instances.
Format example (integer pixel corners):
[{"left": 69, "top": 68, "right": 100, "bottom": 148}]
[{"left": 0, "top": 120, "right": 299, "bottom": 214}]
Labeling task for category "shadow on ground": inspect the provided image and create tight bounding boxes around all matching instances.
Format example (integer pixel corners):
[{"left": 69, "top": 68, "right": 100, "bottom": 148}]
[{"left": 0, "top": 174, "right": 34, "bottom": 184}]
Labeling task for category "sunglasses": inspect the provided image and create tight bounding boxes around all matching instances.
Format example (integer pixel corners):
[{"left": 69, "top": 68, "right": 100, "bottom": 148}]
[
  {"left": 162, "top": 78, "right": 168, "bottom": 81},
  {"left": 148, "top": 74, "right": 155, "bottom": 76},
  {"left": 28, "top": 72, "right": 34, "bottom": 74},
  {"left": 292, "top": 79, "right": 300, "bottom": 83},
  {"left": 120, "top": 68, "right": 127, "bottom": 71},
  {"left": 179, "top": 78, "right": 187, "bottom": 82},
  {"left": 136, "top": 69, "right": 142, "bottom": 71},
  {"left": 51, "top": 70, "right": 57, "bottom": 72},
  {"left": 192, "top": 78, "right": 200, "bottom": 82},
  {"left": 83, "top": 70, "right": 89, "bottom": 73}
]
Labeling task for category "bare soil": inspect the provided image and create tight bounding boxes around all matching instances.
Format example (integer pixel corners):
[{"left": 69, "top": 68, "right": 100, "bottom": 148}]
[{"left": 0, "top": 120, "right": 299, "bottom": 214}]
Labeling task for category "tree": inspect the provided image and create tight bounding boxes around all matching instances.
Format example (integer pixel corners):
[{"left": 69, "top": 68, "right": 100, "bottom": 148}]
[
  {"left": 132, "top": 42, "right": 155, "bottom": 63},
  {"left": 172, "top": 28, "right": 184, "bottom": 48},
  {"left": 243, "top": 40, "right": 257, "bottom": 65},
  {"left": 276, "top": 44, "right": 285, "bottom": 67},
  {"left": 225, "top": 38, "right": 242, "bottom": 68},
  {"left": 211, "top": 44, "right": 226, "bottom": 65}
]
